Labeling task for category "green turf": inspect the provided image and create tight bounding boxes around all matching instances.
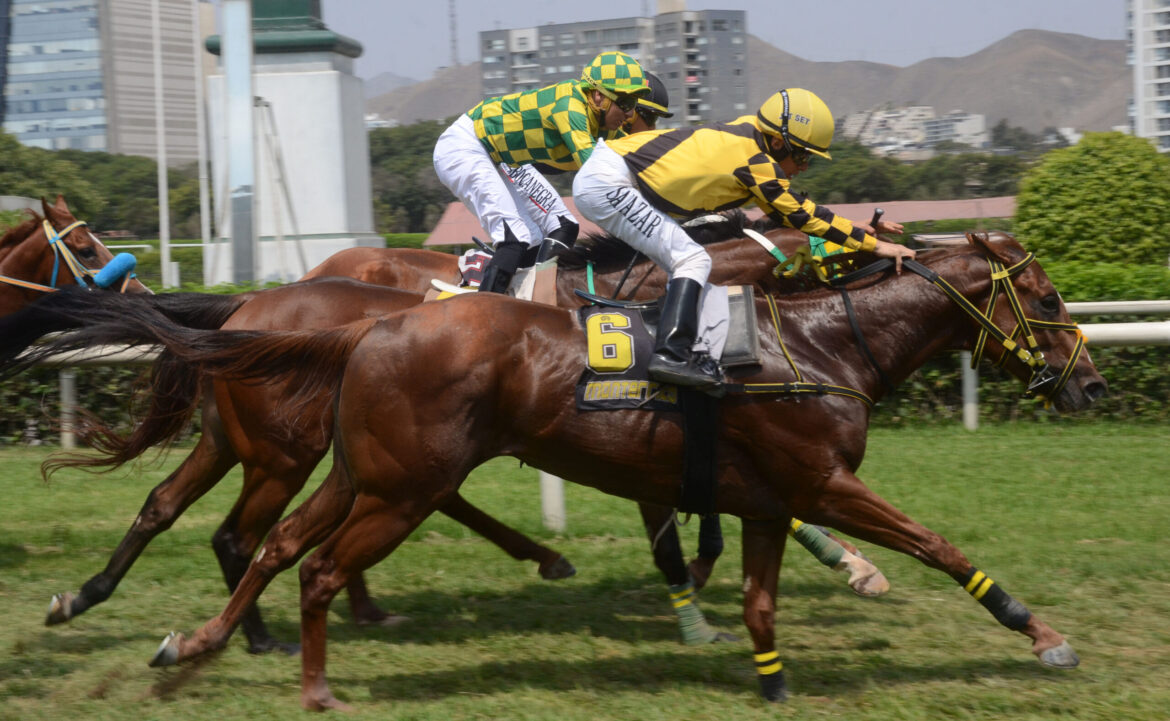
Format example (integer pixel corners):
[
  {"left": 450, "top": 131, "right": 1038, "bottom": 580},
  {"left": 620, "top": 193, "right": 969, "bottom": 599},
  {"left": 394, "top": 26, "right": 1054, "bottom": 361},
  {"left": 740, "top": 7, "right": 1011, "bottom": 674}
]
[{"left": 1, "top": 422, "right": 1167, "bottom": 719}]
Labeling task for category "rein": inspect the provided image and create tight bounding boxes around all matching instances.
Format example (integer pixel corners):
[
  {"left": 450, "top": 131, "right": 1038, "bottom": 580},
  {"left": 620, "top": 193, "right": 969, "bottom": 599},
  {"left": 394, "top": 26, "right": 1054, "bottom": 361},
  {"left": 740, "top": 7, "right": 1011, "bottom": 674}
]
[
  {"left": 827, "top": 253, "right": 1084, "bottom": 402},
  {"left": 0, "top": 219, "right": 138, "bottom": 294}
]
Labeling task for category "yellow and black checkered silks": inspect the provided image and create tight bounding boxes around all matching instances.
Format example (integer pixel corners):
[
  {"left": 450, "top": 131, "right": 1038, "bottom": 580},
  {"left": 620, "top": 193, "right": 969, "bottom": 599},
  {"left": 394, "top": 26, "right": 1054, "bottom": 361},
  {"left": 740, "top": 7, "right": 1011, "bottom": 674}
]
[
  {"left": 580, "top": 51, "right": 650, "bottom": 95},
  {"left": 604, "top": 116, "right": 876, "bottom": 251},
  {"left": 467, "top": 80, "right": 613, "bottom": 171}
]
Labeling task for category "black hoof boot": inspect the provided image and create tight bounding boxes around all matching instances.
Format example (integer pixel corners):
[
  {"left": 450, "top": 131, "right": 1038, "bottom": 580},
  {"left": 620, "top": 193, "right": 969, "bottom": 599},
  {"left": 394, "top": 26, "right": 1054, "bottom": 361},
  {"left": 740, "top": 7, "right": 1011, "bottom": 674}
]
[{"left": 478, "top": 222, "right": 527, "bottom": 294}]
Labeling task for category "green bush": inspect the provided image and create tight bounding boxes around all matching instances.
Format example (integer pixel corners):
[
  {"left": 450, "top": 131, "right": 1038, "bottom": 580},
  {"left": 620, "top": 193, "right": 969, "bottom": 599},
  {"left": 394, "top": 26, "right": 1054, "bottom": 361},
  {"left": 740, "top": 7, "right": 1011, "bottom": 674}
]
[
  {"left": 1015, "top": 132, "right": 1170, "bottom": 264},
  {"left": 3, "top": 251, "right": 1167, "bottom": 445}
]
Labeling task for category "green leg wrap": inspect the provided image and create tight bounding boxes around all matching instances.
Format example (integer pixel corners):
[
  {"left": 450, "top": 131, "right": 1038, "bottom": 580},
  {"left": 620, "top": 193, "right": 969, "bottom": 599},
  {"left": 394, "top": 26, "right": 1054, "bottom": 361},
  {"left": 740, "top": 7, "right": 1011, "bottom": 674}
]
[
  {"left": 668, "top": 581, "right": 717, "bottom": 646},
  {"left": 789, "top": 519, "right": 845, "bottom": 568}
]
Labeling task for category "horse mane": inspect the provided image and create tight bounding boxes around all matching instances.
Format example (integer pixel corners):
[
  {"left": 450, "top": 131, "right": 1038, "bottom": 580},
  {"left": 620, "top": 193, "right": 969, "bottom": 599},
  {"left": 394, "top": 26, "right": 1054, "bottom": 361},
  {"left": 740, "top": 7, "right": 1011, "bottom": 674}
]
[
  {"left": 557, "top": 209, "right": 758, "bottom": 272},
  {"left": 0, "top": 211, "right": 42, "bottom": 255}
]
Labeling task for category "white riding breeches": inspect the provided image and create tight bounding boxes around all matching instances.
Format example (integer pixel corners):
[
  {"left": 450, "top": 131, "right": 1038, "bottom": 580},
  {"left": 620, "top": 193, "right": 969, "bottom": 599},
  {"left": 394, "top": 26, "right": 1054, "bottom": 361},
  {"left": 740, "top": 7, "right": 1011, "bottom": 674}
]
[
  {"left": 572, "top": 139, "right": 711, "bottom": 285},
  {"left": 433, "top": 114, "right": 575, "bottom": 247}
]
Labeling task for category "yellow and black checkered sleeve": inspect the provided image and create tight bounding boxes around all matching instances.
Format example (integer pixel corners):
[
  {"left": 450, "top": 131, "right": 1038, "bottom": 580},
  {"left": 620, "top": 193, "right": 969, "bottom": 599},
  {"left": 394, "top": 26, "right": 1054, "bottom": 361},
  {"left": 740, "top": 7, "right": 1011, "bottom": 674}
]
[{"left": 734, "top": 154, "right": 877, "bottom": 251}]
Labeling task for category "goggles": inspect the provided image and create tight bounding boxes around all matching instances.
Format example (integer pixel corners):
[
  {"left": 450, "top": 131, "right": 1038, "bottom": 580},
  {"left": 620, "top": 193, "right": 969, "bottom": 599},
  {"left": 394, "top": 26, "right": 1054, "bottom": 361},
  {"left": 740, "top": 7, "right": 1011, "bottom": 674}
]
[{"left": 597, "top": 87, "right": 639, "bottom": 112}]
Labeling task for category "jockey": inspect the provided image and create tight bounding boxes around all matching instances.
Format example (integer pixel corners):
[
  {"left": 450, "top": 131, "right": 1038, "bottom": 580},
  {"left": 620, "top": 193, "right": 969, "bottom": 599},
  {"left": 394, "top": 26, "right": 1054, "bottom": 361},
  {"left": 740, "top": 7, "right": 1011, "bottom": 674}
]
[
  {"left": 624, "top": 71, "right": 674, "bottom": 134},
  {"left": 433, "top": 51, "right": 651, "bottom": 293},
  {"left": 573, "top": 87, "right": 917, "bottom": 390}
]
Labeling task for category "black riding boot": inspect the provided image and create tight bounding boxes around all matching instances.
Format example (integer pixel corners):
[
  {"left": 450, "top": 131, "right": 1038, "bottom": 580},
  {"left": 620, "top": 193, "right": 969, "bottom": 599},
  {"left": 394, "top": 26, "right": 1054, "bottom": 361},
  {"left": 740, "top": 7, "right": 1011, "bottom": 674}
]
[
  {"left": 478, "top": 224, "right": 527, "bottom": 294},
  {"left": 648, "top": 277, "right": 723, "bottom": 388},
  {"left": 535, "top": 215, "right": 580, "bottom": 263}
]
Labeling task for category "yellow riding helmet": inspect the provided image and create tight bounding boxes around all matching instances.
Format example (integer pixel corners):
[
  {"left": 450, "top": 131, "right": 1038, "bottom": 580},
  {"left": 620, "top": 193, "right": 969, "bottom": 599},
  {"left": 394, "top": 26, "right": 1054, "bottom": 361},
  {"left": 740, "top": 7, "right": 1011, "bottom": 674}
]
[
  {"left": 580, "top": 51, "right": 651, "bottom": 98},
  {"left": 757, "top": 88, "right": 834, "bottom": 160}
]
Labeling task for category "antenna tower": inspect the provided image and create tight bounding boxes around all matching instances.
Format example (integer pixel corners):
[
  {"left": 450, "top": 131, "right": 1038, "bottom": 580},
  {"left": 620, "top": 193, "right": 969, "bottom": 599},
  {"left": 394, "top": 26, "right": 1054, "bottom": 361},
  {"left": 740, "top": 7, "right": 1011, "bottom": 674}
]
[{"left": 449, "top": 0, "right": 458, "bottom": 67}]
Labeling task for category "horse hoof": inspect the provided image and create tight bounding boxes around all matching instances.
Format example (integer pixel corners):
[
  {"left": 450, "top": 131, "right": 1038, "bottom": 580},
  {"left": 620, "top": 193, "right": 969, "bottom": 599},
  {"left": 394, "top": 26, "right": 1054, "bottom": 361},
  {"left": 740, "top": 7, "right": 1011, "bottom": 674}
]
[
  {"left": 712, "top": 631, "right": 740, "bottom": 643},
  {"left": 1038, "top": 641, "right": 1080, "bottom": 669},
  {"left": 149, "top": 631, "right": 184, "bottom": 667},
  {"left": 539, "top": 556, "right": 576, "bottom": 580},
  {"left": 45, "top": 592, "right": 75, "bottom": 626},
  {"left": 839, "top": 553, "right": 891, "bottom": 597}
]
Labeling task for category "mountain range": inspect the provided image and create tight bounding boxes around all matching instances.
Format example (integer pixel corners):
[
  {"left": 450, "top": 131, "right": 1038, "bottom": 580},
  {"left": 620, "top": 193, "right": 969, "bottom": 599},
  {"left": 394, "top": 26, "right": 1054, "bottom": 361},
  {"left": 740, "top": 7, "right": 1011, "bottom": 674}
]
[{"left": 366, "top": 29, "right": 1128, "bottom": 133}]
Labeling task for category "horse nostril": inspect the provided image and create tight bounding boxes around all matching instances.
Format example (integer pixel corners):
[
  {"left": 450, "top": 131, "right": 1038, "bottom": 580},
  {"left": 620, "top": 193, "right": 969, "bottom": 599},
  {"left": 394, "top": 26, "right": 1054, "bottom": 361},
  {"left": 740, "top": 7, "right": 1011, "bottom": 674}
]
[{"left": 1084, "top": 381, "right": 1107, "bottom": 403}]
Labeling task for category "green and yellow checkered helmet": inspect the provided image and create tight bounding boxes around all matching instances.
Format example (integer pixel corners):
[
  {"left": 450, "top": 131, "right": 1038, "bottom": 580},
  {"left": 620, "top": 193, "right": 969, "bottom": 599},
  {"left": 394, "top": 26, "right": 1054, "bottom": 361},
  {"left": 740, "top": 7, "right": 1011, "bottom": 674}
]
[{"left": 580, "top": 51, "right": 650, "bottom": 99}]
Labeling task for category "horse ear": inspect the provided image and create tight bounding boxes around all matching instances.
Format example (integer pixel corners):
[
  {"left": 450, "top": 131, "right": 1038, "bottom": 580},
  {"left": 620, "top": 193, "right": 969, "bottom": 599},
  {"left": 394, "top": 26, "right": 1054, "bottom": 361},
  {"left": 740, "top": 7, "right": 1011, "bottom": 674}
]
[
  {"left": 53, "top": 195, "right": 69, "bottom": 212},
  {"left": 966, "top": 231, "right": 1018, "bottom": 265},
  {"left": 40, "top": 196, "right": 53, "bottom": 219}
]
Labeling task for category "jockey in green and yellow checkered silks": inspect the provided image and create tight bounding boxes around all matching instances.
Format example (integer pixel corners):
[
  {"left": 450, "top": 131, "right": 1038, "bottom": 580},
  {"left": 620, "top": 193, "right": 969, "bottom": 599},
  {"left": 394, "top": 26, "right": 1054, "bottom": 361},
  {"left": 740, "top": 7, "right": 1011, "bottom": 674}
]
[{"left": 467, "top": 51, "right": 649, "bottom": 172}]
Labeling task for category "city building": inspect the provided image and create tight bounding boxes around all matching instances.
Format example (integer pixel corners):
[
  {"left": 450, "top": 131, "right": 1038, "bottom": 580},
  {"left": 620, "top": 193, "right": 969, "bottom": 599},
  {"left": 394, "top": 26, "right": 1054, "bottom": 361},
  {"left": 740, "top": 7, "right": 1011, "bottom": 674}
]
[
  {"left": 841, "top": 105, "right": 988, "bottom": 154},
  {"left": 0, "top": 0, "right": 11, "bottom": 124},
  {"left": 1128, "top": 0, "right": 1170, "bottom": 151},
  {"left": 2, "top": 0, "right": 205, "bottom": 164},
  {"left": 478, "top": 0, "right": 747, "bottom": 128}
]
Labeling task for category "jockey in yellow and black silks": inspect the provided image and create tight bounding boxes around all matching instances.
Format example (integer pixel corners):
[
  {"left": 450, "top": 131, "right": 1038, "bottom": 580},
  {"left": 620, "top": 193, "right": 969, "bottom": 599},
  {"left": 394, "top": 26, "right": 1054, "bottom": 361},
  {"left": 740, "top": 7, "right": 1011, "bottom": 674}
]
[{"left": 573, "top": 88, "right": 916, "bottom": 390}]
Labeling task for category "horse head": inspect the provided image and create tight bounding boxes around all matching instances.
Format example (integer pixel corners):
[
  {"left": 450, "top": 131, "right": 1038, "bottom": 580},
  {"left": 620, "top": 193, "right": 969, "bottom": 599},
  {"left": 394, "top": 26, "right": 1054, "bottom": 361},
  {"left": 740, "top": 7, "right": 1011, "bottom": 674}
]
[
  {"left": 962, "top": 231, "right": 1106, "bottom": 413},
  {"left": 0, "top": 196, "right": 150, "bottom": 314}
]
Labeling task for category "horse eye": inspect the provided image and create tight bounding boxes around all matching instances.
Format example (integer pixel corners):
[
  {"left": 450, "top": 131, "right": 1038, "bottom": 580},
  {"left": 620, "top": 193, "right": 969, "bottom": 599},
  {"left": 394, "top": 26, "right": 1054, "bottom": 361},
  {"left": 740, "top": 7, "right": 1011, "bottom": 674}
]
[
  {"left": 77, "top": 246, "right": 99, "bottom": 261},
  {"left": 1040, "top": 295, "right": 1060, "bottom": 314}
]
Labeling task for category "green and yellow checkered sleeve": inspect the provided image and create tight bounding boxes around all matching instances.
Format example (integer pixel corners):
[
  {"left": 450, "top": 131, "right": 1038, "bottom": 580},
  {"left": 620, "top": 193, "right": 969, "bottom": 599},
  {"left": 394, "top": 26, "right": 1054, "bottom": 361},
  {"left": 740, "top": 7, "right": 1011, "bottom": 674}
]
[{"left": 548, "top": 93, "right": 598, "bottom": 169}]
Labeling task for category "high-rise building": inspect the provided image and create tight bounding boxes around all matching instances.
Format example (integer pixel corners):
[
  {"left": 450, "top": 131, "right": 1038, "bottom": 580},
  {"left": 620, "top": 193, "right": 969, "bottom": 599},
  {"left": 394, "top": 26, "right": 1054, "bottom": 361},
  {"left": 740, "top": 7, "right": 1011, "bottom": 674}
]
[
  {"left": 3, "top": 0, "right": 202, "bottom": 163},
  {"left": 1128, "top": 0, "right": 1170, "bottom": 151},
  {"left": 0, "top": 0, "right": 11, "bottom": 125},
  {"left": 478, "top": 3, "right": 747, "bottom": 128}
]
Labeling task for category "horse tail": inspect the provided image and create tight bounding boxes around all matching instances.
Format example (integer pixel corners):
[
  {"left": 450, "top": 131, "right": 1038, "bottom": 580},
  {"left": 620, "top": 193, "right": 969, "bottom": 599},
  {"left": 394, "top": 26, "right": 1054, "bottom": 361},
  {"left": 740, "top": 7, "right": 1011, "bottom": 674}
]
[
  {"left": 42, "top": 353, "right": 205, "bottom": 477},
  {"left": 0, "top": 286, "right": 250, "bottom": 379}
]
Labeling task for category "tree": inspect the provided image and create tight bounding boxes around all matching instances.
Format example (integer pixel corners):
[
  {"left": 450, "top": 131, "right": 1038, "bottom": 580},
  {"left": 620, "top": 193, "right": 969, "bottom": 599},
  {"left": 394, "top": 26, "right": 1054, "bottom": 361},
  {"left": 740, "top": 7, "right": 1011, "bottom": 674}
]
[
  {"left": 0, "top": 132, "right": 103, "bottom": 216},
  {"left": 368, "top": 120, "right": 454, "bottom": 233},
  {"left": 1014, "top": 132, "right": 1170, "bottom": 264}
]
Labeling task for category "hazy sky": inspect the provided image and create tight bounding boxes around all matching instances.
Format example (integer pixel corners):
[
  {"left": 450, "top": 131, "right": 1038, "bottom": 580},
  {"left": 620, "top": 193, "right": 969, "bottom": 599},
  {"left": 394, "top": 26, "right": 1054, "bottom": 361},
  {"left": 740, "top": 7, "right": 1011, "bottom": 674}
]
[{"left": 320, "top": 0, "right": 1127, "bottom": 82}]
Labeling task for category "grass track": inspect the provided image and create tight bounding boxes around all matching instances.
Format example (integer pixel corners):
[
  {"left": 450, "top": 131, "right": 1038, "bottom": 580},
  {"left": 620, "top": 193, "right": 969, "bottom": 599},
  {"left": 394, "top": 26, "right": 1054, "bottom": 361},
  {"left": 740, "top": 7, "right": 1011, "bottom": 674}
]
[{"left": 1, "top": 422, "right": 1168, "bottom": 720}]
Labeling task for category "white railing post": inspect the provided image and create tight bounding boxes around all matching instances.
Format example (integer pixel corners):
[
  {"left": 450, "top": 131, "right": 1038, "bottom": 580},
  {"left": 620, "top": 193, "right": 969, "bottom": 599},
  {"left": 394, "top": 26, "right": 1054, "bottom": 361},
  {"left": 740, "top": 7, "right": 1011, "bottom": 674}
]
[
  {"left": 59, "top": 369, "right": 77, "bottom": 449},
  {"left": 960, "top": 351, "right": 977, "bottom": 431},
  {"left": 539, "top": 471, "right": 566, "bottom": 533}
]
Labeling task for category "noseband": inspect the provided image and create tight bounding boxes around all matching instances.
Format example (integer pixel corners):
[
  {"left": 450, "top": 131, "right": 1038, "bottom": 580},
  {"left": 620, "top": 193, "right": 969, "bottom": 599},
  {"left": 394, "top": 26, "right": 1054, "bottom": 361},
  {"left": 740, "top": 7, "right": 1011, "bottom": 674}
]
[{"left": 0, "top": 219, "right": 138, "bottom": 293}]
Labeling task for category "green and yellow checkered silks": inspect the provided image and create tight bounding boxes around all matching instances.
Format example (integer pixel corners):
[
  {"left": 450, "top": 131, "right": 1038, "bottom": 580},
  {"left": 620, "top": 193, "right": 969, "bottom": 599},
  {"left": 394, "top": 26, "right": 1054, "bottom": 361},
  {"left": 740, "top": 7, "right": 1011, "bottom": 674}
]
[
  {"left": 467, "top": 80, "right": 602, "bottom": 171},
  {"left": 580, "top": 51, "right": 650, "bottom": 96}
]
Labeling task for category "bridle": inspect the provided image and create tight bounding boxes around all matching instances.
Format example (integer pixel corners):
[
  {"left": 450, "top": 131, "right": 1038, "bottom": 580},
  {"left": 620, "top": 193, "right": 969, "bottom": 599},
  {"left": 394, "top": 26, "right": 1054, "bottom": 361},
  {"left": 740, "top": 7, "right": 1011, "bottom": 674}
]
[
  {"left": 0, "top": 219, "right": 138, "bottom": 294},
  {"left": 825, "top": 250, "right": 1086, "bottom": 404}
]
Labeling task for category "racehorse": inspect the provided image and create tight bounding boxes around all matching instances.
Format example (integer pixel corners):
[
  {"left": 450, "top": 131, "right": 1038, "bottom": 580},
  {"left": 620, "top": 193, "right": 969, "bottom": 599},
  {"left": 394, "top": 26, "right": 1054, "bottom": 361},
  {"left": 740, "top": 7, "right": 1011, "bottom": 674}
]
[
  {"left": 9, "top": 232, "right": 1106, "bottom": 708},
  {"left": 0, "top": 195, "right": 147, "bottom": 313},
  {"left": 4, "top": 216, "right": 884, "bottom": 654}
]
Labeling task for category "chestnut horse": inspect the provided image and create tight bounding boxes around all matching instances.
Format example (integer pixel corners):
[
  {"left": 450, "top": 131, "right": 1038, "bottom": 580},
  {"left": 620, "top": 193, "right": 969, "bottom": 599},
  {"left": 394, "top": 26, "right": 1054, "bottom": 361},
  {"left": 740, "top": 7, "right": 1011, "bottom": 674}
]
[
  {"left": 10, "top": 217, "right": 882, "bottom": 653},
  {"left": 12, "top": 233, "right": 1105, "bottom": 708},
  {"left": 0, "top": 196, "right": 148, "bottom": 313}
]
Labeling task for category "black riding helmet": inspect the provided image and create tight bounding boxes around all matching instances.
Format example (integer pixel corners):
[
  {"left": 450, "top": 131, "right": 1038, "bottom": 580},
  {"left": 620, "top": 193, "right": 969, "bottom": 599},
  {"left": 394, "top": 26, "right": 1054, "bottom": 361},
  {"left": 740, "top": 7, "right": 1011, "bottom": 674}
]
[{"left": 635, "top": 71, "right": 673, "bottom": 123}]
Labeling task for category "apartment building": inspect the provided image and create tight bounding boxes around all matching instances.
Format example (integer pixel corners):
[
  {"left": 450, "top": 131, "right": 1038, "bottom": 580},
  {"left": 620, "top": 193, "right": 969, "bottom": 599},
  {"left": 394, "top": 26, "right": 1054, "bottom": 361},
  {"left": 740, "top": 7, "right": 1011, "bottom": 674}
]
[
  {"left": 2, "top": 0, "right": 203, "bottom": 163},
  {"left": 479, "top": 2, "right": 747, "bottom": 128},
  {"left": 1128, "top": 0, "right": 1170, "bottom": 151}
]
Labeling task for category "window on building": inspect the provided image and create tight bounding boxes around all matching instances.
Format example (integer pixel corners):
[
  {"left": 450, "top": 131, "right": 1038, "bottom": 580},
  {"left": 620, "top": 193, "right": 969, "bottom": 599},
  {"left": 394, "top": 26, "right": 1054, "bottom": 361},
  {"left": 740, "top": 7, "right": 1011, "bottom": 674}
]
[
  {"left": 559, "top": 32, "right": 575, "bottom": 44},
  {"left": 712, "top": 19, "right": 728, "bottom": 31},
  {"left": 487, "top": 38, "right": 505, "bottom": 51}
]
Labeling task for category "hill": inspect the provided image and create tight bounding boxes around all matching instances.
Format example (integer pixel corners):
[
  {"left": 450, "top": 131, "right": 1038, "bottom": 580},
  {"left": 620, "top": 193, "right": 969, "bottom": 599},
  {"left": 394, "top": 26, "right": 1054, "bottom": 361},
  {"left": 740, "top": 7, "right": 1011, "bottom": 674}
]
[{"left": 366, "top": 29, "right": 1127, "bottom": 132}]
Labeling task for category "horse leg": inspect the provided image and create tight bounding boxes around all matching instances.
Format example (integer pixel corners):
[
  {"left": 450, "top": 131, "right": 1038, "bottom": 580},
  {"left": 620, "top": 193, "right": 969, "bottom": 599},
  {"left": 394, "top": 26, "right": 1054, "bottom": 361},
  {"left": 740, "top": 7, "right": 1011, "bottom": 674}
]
[
  {"left": 686, "top": 514, "right": 723, "bottom": 590},
  {"left": 210, "top": 454, "right": 322, "bottom": 655},
  {"left": 150, "top": 461, "right": 358, "bottom": 667},
  {"left": 638, "top": 504, "right": 735, "bottom": 645},
  {"left": 46, "top": 428, "right": 238, "bottom": 625},
  {"left": 299, "top": 491, "right": 443, "bottom": 711},
  {"left": 806, "top": 468, "right": 1077, "bottom": 668},
  {"left": 439, "top": 492, "right": 575, "bottom": 580},
  {"left": 741, "top": 517, "right": 790, "bottom": 702},
  {"left": 788, "top": 519, "right": 890, "bottom": 597}
]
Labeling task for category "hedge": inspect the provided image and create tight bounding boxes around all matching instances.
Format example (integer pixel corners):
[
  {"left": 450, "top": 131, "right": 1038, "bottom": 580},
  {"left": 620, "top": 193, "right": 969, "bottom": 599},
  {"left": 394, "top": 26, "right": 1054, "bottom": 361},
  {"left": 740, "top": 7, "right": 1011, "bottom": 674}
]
[{"left": 2, "top": 248, "right": 1168, "bottom": 445}]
